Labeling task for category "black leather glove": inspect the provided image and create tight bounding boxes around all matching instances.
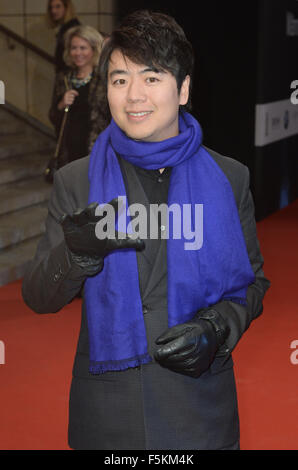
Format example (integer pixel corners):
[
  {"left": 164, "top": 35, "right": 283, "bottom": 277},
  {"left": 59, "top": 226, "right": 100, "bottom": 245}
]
[
  {"left": 154, "top": 308, "right": 230, "bottom": 378},
  {"left": 60, "top": 199, "right": 145, "bottom": 272}
]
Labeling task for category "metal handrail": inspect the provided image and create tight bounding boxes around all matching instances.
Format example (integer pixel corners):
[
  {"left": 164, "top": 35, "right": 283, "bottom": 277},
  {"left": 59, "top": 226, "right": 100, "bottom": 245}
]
[{"left": 0, "top": 23, "right": 55, "bottom": 64}]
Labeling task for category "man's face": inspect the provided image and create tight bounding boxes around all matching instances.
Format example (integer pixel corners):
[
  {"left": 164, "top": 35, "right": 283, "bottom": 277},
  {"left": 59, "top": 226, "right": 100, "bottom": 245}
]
[{"left": 107, "top": 49, "right": 190, "bottom": 142}]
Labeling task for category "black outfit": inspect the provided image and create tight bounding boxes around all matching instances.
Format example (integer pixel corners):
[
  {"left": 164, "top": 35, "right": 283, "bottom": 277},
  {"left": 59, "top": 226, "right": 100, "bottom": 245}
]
[
  {"left": 22, "top": 148, "right": 270, "bottom": 450},
  {"left": 55, "top": 18, "right": 80, "bottom": 72},
  {"left": 65, "top": 81, "right": 91, "bottom": 163},
  {"left": 49, "top": 75, "right": 93, "bottom": 168}
]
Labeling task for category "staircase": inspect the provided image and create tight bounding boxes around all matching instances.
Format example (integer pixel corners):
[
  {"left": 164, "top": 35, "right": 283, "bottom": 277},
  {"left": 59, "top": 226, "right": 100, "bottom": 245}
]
[{"left": 0, "top": 106, "right": 56, "bottom": 286}]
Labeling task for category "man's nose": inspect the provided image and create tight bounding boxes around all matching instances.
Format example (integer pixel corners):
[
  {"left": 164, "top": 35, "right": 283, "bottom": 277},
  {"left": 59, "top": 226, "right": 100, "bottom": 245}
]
[{"left": 127, "top": 77, "right": 146, "bottom": 103}]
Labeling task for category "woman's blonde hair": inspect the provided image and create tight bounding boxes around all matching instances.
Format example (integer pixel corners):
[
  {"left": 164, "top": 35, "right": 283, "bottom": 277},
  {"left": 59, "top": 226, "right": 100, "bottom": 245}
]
[
  {"left": 46, "top": 0, "right": 77, "bottom": 28},
  {"left": 63, "top": 25, "right": 104, "bottom": 69}
]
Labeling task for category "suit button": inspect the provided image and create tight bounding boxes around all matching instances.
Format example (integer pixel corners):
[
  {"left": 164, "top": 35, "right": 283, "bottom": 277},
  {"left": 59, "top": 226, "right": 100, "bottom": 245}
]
[{"left": 143, "top": 305, "right": 149, "bottom": 314}]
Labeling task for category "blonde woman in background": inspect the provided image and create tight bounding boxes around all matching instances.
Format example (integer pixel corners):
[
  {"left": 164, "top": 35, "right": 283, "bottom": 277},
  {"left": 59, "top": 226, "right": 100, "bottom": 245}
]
[
  {"left": 49, "top": 25, "right": 109, "bottom": 169},
  {"left": 46, "top": 0, "right": 80, "bottom": 72}
]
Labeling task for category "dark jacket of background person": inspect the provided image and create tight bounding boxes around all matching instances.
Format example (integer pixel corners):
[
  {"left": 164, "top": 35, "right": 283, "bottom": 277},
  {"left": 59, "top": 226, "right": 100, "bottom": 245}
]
[
  {"left": 22, "top": 147, "right": 270, "bottom": 450},
  {"left": 55, "top": 17, "right": 80, "bottom": 72},
  {"left": 48, "top": 67, "right": 109, "bottom": 169},
  {"left": 46, "top": 0, "right": 81, "bottom": 72}
]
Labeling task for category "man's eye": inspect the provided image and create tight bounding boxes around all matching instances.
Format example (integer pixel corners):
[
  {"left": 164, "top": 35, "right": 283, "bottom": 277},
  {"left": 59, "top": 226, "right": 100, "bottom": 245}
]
[
  {"left": 113, "top": 78, "right": 126, "bottom": 85},
  {"left": 146, "top": 77, "right": 159, "bottom": 83}
]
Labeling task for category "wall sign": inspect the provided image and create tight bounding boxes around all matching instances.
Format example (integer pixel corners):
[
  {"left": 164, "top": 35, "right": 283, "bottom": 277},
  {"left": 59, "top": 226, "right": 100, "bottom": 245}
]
[
  {"left": 287, "top": 11, "right": 298, "bottom": 36},
  {"left": 255, "top": 99, "right": 298, "bottom": 147}
]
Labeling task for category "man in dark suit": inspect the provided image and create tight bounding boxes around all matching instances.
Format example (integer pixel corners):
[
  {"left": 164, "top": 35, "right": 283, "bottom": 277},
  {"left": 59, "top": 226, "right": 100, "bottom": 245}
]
[{"left": 22, "top": 10, "right": 270, "bottom": 450}]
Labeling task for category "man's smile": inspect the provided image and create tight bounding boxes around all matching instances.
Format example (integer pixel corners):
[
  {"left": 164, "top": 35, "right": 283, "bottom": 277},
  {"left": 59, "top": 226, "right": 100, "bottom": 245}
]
[{"left": 126, "top": 111, "right": 153, "bottom": 122}]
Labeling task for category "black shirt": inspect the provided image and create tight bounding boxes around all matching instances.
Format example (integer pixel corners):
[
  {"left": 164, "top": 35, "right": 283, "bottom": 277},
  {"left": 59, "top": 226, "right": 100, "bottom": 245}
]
[
  {"left": 122, "top": 163, "right": 172, "bottom": 239},
  {"left": 133, "top": 166, "right": 172, "bottom": 207}
]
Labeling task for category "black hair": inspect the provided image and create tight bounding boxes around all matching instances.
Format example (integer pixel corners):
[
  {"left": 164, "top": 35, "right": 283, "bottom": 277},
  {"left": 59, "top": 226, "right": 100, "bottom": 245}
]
[{"left": 99, "top": 9, "right": 194, "bottom": 110}]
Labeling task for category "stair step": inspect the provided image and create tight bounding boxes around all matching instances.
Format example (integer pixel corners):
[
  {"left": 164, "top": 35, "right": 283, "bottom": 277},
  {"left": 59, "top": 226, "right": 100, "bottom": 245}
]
[
  {"left": 0, "top": 176, "right": 52, "bottom": 216},
  {"left": 0, "top": 108, "right": 33, "bottom": 135},
  {"left": 0, "top": 204, "right": 48, "bottom": 250},
  {"left": 0, "top": 235, "right": 42, "bottom": 287},
  {"left": 0, "top": 106, "right": 58, "bottom": 286},
  {"left": 0, "top": 151, "right": 52, "bottom": 185},
  {"left": 0, "top": 108, "right": 20, "bottom": 124},
  {"left": 0, "top": 107, "right": 55, "bottom": 138},
  {"left": 0, "top": 121, "right": 24, "bottom": 136},
  {"left": 0, "top": 132, "right": 55, "bottom": 160}
]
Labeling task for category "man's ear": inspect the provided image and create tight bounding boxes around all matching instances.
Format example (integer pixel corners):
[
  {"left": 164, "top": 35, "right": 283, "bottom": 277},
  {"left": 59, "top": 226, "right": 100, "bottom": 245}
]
[{"left": 179, "top": 75, "right": 190, "bottom": 106}]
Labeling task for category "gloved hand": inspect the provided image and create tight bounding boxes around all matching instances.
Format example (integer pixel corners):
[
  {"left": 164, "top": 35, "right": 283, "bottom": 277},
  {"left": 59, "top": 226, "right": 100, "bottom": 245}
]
[
  {"left": 154, "top": 309, "right": 230, "bottom": 378},
  {"left": 60, "top": 198, "right": 145, "bottom": 272}
]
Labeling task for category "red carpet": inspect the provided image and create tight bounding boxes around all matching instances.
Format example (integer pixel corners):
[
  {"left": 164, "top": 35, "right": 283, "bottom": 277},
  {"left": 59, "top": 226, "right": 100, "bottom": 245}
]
[
  {"left": 233, "top": 198, "right": 298, "bottom": 450},
  {"left": 0, "top": 199, "right": 297, "bottom": 450}
]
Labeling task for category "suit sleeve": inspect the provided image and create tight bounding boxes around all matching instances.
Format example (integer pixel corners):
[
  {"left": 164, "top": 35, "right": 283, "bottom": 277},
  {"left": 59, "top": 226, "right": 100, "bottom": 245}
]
[
  {"left": 212, "top": 165, "right": 270, "bottom": 354},
  {"left": 22, "top": 170, "right": 89, "bottom": 314}
]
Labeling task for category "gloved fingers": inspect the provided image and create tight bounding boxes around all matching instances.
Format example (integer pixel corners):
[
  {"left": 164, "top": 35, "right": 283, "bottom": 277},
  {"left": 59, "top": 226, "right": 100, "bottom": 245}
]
[
  {"left": 154, "top": 344, "right": 196, "bottom": 365},
  {"left": 102, "top": 197, "right": 124, "bottom": 217},
  {"left": 72, "top": 201, "right": 118, "bottom": 224},
  {"left": 82, "top": 202, "right": 100, "bottom": 221},
  {"left": 155, "top": 324, "right": 193, "bottom": 345},
  {"left": 134, "top": 238, "right": 146, "bottom": 251},
  {"left": 165, "top": 344, "right": 196, "bottom": 362},
  {"left": 94, "top": 197, "right": 125, "bottom": 222},
  {"left": 154, "top": 334, "right": 192, "bottom": 361},
  {"left": 71, "top": 208, "right": 90, "bottom": 226},
  {"left": 71, "top": 203, "right": 101, "bottom": 225},
  {"left": 59, "top": 213, "right": 74, "bottom": 228},
  {"left": 111, "top": 234, "right": 145, "bottom": 251}
]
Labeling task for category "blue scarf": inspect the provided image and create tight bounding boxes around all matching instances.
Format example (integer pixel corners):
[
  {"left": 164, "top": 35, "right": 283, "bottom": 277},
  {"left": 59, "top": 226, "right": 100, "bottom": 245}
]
[{"left": 85, "top": 112, "right": 255, "bottom": 374}]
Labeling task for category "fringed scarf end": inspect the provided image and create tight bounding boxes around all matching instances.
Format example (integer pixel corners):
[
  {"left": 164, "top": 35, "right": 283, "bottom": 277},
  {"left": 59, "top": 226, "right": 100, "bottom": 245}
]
[{"left": 89, "top": 353, "right": 152, "bottom": 375}]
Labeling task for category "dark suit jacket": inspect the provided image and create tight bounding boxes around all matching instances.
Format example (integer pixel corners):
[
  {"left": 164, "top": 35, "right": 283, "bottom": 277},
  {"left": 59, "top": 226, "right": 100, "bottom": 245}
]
[{"left": 22, "top": 147, "right": 270, "bottom": 450}]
